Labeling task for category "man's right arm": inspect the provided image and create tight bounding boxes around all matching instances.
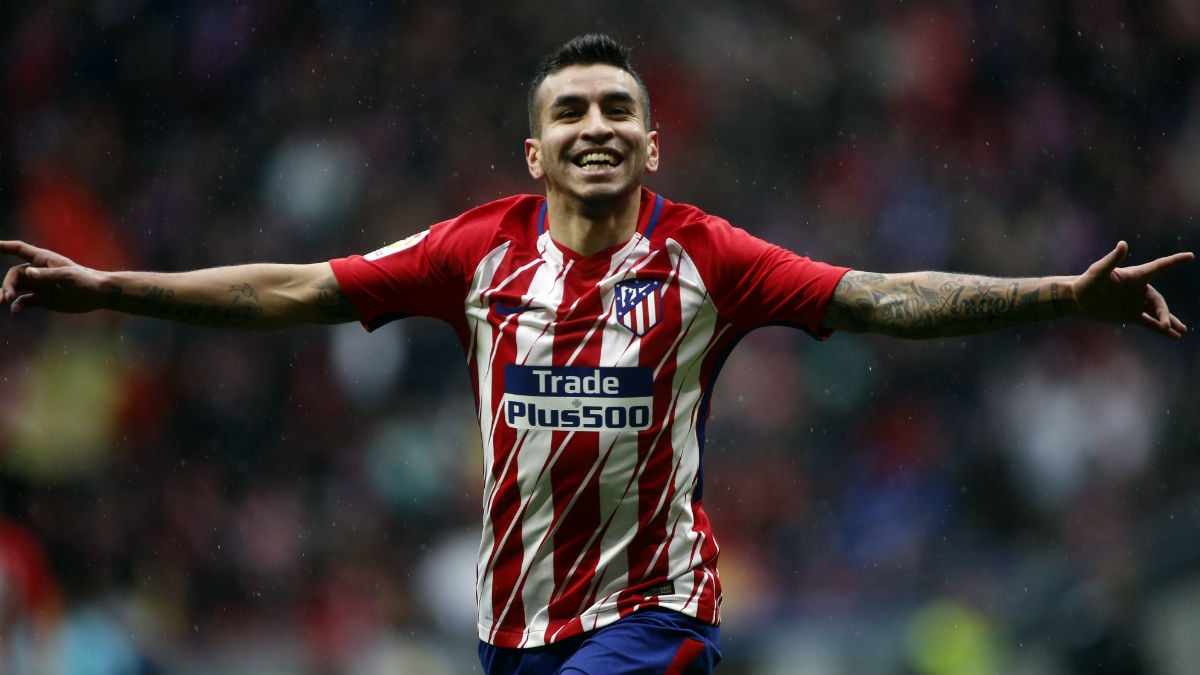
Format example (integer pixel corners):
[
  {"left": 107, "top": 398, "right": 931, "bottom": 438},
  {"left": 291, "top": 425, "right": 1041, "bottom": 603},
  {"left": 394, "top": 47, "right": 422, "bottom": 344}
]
[{"left": 2, "top": 240, "right": 360, "bottom": 330}]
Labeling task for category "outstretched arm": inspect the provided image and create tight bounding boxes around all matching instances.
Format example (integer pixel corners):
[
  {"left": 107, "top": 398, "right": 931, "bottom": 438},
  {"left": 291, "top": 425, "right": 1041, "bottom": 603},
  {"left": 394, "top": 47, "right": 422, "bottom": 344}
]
[
  {"left": 1, "top": 240, "right": 360, "bottom": 330},
  {"left": 820, "top": 241, "right": 1193, "bottom": 340}
]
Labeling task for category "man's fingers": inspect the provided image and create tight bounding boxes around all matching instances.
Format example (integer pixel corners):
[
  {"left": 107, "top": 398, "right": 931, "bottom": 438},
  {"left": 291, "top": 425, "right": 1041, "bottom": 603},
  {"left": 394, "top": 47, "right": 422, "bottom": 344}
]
[
  {"left": 2, "top": 262, "right": 31, "bottom": 304},
  {"left": 4, "top": 252, "right": 73, "bottom": 304},
  {"left": 1, "top": 240, "right": 76, "bottom": 268},
  {"left": 1128, "top": 250, "right": 1196, "bottom": 281},
  {"left": 1134, "top": 284, "right": 1188, "bottom": 338},
  {"left": 0, "top": 240, "right": 47, "bottom": 264},
  {"left": 9, "top": 292, "right": 36, "bottom": 315},
  {"left": 4, "top": 264, "right": 74, "bottom": 311},
  {"left": 1146, "top": 285, "right": 1170, "bottom": 320},
  {"left": 1140, "top": 311, "right": 1184, "bottom": 339},
  {"left": 1139, "top": 285, "right": 1186, "bottom": 336},
  {"left": 1138, "top": 310, "right": 1172, "bottom": 337},
  {"left": 1171, "top": 314, "right": 1188, "bottom": 335},
  {"left": 0, "top": 240, "right": 27, "bottom": 257}
]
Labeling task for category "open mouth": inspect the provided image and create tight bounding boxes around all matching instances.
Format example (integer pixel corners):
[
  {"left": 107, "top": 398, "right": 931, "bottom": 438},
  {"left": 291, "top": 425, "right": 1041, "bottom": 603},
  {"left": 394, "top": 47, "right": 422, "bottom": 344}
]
[{"left": 574, "top": 151, "right": 622, "bottom": 172}]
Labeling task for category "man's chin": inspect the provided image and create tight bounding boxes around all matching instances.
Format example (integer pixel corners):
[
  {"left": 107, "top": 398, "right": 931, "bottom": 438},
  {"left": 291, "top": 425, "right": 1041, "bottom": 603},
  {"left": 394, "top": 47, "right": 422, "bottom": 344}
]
[
  {"left": 573, "top": 181, "right": 639, "bottom": 207},
  {"left": 543, "top": 172, "right": 642, "bottom": 210}
]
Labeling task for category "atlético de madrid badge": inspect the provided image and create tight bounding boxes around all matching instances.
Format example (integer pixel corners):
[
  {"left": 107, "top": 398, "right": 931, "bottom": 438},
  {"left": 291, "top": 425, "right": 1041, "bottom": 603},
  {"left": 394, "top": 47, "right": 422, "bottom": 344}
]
[{"left": 613, "top": 279, "right": 663, "bottom": 336}]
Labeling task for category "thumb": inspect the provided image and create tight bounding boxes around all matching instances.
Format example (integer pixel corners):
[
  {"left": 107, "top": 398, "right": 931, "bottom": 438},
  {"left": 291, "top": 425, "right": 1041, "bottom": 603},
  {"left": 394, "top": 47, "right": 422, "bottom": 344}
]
[
  {"left": 22, "top": 266, "right": 51, "bottom": 285},
  {"left": 1096, "top": 241, "right": 1129, "bottom": 275},
  {"left": 24, "top": 266, "right": 63, "bottom": 282},
  {"left": 21, "top": 265, "right": 69, "bottom": 288}
]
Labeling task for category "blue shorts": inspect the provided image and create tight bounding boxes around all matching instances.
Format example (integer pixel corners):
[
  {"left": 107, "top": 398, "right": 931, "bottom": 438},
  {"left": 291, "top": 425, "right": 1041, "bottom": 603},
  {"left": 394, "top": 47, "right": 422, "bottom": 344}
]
[{"left": 478, "top": 608, "right": 722, "bottom": 675}]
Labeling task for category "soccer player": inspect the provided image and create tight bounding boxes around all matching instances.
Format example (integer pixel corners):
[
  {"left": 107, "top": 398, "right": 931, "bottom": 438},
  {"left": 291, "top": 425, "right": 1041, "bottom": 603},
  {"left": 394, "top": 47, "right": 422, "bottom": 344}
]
[{"left": 2, "top": 33, "right": 1193, "bottom": 675}]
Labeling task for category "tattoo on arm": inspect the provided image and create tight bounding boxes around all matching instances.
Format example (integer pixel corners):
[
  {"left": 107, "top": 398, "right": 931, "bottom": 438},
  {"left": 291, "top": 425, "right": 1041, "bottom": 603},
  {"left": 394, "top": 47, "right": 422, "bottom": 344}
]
[
  {"left": 827, "top": 271, "right": 1067, "bottom": 338},
  {"left": 113, "top": 282, "right": 265, "bottom": 325},
  {"left": 230, "top": 283, "right": 259, "bottom": 302},
  {"left": 825, "top": 272, "right": 885, "bottom": 333},
  {"left": 312, "top": 275, "right": 359, "bottom": 323},
  {"left": 99, "top": 267, "right": 359, "bottom": 328}
]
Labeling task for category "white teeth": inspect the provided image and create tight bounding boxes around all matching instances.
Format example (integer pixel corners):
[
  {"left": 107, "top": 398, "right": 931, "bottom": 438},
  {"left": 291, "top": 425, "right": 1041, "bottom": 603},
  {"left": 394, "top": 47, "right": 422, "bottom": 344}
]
[{"left": 577, "top": 152, "right": 618, "bottom": 169}]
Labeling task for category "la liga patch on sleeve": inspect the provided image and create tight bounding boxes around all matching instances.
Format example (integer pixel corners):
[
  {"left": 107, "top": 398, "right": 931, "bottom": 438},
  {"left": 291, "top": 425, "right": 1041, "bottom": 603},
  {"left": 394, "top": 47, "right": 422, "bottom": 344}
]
[{"left": 365, "top": 230, "right": 430, "bottom": 261}]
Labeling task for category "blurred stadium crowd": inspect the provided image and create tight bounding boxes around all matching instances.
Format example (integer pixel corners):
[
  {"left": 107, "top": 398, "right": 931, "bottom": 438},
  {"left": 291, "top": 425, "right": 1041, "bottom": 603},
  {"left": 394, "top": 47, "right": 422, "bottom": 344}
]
[{"left": 2, "top": 1, "right": 1199, "bottom": 674}]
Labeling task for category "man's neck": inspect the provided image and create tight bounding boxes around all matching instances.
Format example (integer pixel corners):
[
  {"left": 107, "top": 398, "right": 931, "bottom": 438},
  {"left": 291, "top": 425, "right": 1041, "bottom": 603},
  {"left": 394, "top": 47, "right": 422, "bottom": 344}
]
[{"left": 545, "top": 189, "right": 644, "bottom": 257}]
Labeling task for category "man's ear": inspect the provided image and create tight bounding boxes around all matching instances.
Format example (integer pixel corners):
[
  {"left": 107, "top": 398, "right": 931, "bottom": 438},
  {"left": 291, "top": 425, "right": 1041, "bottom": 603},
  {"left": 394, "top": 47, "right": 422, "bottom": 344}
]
[
  {"left": 525, "top": 138, "right": 544, "bottom": 180},
  {"left": 645, "top": 130, "right": 660, "bottom": 174}
]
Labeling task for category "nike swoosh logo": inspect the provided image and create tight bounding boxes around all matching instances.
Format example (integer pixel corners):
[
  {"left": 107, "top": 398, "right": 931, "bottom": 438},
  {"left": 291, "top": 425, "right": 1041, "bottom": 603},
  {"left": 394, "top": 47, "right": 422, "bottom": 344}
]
[{"left": 494, "top": 302, "right": 534, "bottom": 316}]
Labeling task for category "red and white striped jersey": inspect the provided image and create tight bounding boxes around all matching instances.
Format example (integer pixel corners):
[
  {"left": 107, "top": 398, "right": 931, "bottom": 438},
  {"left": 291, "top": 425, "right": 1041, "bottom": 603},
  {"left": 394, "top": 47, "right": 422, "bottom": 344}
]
[{"left": 329, "top": 188, "right": 849, "bottom": 648}]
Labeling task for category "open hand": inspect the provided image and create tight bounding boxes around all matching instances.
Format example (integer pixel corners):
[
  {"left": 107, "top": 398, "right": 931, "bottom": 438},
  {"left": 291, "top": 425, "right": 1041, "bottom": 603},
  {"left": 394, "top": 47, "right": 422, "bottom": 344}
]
[{"left": 1072, "top": 241, "right": 1194, "bottom": 339}]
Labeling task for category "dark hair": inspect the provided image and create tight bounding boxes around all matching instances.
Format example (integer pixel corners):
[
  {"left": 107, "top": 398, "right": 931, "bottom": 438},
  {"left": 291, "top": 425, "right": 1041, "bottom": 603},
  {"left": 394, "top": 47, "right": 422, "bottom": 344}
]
[{"left": 527, "top": 33, "right": 651, "bottom": 136}]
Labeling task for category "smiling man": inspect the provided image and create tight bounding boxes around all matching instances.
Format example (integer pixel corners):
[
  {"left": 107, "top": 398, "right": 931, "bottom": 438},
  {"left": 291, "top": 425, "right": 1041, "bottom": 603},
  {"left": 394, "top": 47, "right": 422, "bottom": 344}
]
[
  {"left": 1, "top": 33, "right": 1193, "bottom": 675},
  {"left": 525, "top": 52, "right": 659, "bottom": 255}
]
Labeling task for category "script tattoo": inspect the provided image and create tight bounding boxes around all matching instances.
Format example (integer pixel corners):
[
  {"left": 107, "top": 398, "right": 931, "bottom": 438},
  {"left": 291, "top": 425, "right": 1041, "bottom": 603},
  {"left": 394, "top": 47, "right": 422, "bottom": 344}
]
[
  {"left": 230, "top": 283, "right": 259, "bottom": 303},
  {"left": 828, "top": 271, "right": 1066, "bottom": 338},
  {"left": 313, "top": 275, "right": 358, "bottom": 323},
  {"left": 125, "top": 283, "right": 264, "bottom": 325}
]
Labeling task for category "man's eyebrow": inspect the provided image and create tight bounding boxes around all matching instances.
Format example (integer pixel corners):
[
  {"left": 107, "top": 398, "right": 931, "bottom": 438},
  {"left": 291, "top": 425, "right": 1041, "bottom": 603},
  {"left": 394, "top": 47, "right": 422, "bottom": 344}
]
[
  {"left": 548, "top": 91, "right": 638, "bottom": 109},
  {"left": 549, "top": 94, "right": 586, "bottom": 109}
]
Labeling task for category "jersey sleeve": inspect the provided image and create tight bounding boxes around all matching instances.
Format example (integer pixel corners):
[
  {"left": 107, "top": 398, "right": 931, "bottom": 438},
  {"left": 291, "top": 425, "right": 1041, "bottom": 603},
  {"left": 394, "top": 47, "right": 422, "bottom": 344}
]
[
  {"left": 328, "top": 197, "right": 528, "bottom": 331},
  {"left": 698, "top": 219, "right": 851, "bottom": 338}
]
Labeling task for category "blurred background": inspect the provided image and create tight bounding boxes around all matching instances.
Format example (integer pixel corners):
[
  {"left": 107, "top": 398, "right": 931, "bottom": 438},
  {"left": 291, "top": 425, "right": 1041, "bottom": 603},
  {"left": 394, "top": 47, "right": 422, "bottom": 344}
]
[{"left": 2, "top": 1, "right": 1199, "bottom": 673}]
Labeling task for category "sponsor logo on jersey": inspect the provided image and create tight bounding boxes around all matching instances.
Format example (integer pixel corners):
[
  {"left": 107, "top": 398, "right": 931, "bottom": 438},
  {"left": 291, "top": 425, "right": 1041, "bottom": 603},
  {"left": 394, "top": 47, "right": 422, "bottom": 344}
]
[
  {"left": 503, "top": 365, "right": 653, "bottom": 431},
  {"left": 613, "top": 279, "right": 663, "bottom": 336},
  {"left": 364, "top": 230, "right": 430, "bottom": 261}
]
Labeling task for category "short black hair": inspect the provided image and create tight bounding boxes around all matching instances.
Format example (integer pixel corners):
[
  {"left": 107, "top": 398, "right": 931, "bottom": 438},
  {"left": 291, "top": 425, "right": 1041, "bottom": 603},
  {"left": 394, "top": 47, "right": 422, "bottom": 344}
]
[{"left": 527, "top": 33, "right": 651, "bottom": 136}]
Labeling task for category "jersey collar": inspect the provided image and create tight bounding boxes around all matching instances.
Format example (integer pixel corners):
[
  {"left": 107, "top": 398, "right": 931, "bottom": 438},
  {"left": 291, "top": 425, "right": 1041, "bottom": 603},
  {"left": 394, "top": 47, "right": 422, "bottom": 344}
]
[{"left": 536, "top": 188, "right": 665, "bottom": 241}]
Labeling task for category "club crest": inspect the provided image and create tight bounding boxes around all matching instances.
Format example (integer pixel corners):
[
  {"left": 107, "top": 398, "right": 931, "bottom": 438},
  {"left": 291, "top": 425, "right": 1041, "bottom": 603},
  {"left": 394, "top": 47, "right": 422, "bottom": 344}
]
[{"left": 613, "top": 279, "right": 663, "bottom": 336}]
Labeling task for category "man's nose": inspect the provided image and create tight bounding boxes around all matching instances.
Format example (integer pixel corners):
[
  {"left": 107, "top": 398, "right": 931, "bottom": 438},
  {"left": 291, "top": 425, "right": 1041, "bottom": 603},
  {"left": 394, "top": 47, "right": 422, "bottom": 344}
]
[{"left": 580, "top": 106, "right": 614, "bottom": 139}]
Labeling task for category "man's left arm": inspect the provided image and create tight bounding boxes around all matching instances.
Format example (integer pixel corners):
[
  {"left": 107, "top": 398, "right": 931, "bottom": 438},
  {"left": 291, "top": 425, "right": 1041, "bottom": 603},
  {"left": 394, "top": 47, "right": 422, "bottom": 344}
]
[{"left": 820, "top": 241, "right": 1194, "bottom": 339}]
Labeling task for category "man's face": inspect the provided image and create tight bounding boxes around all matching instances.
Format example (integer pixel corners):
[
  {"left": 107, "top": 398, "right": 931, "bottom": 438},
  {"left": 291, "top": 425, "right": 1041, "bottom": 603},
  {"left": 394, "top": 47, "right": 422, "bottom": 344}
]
[{"left": 525, "top": 64, "right": 659, "bottom": 207}]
